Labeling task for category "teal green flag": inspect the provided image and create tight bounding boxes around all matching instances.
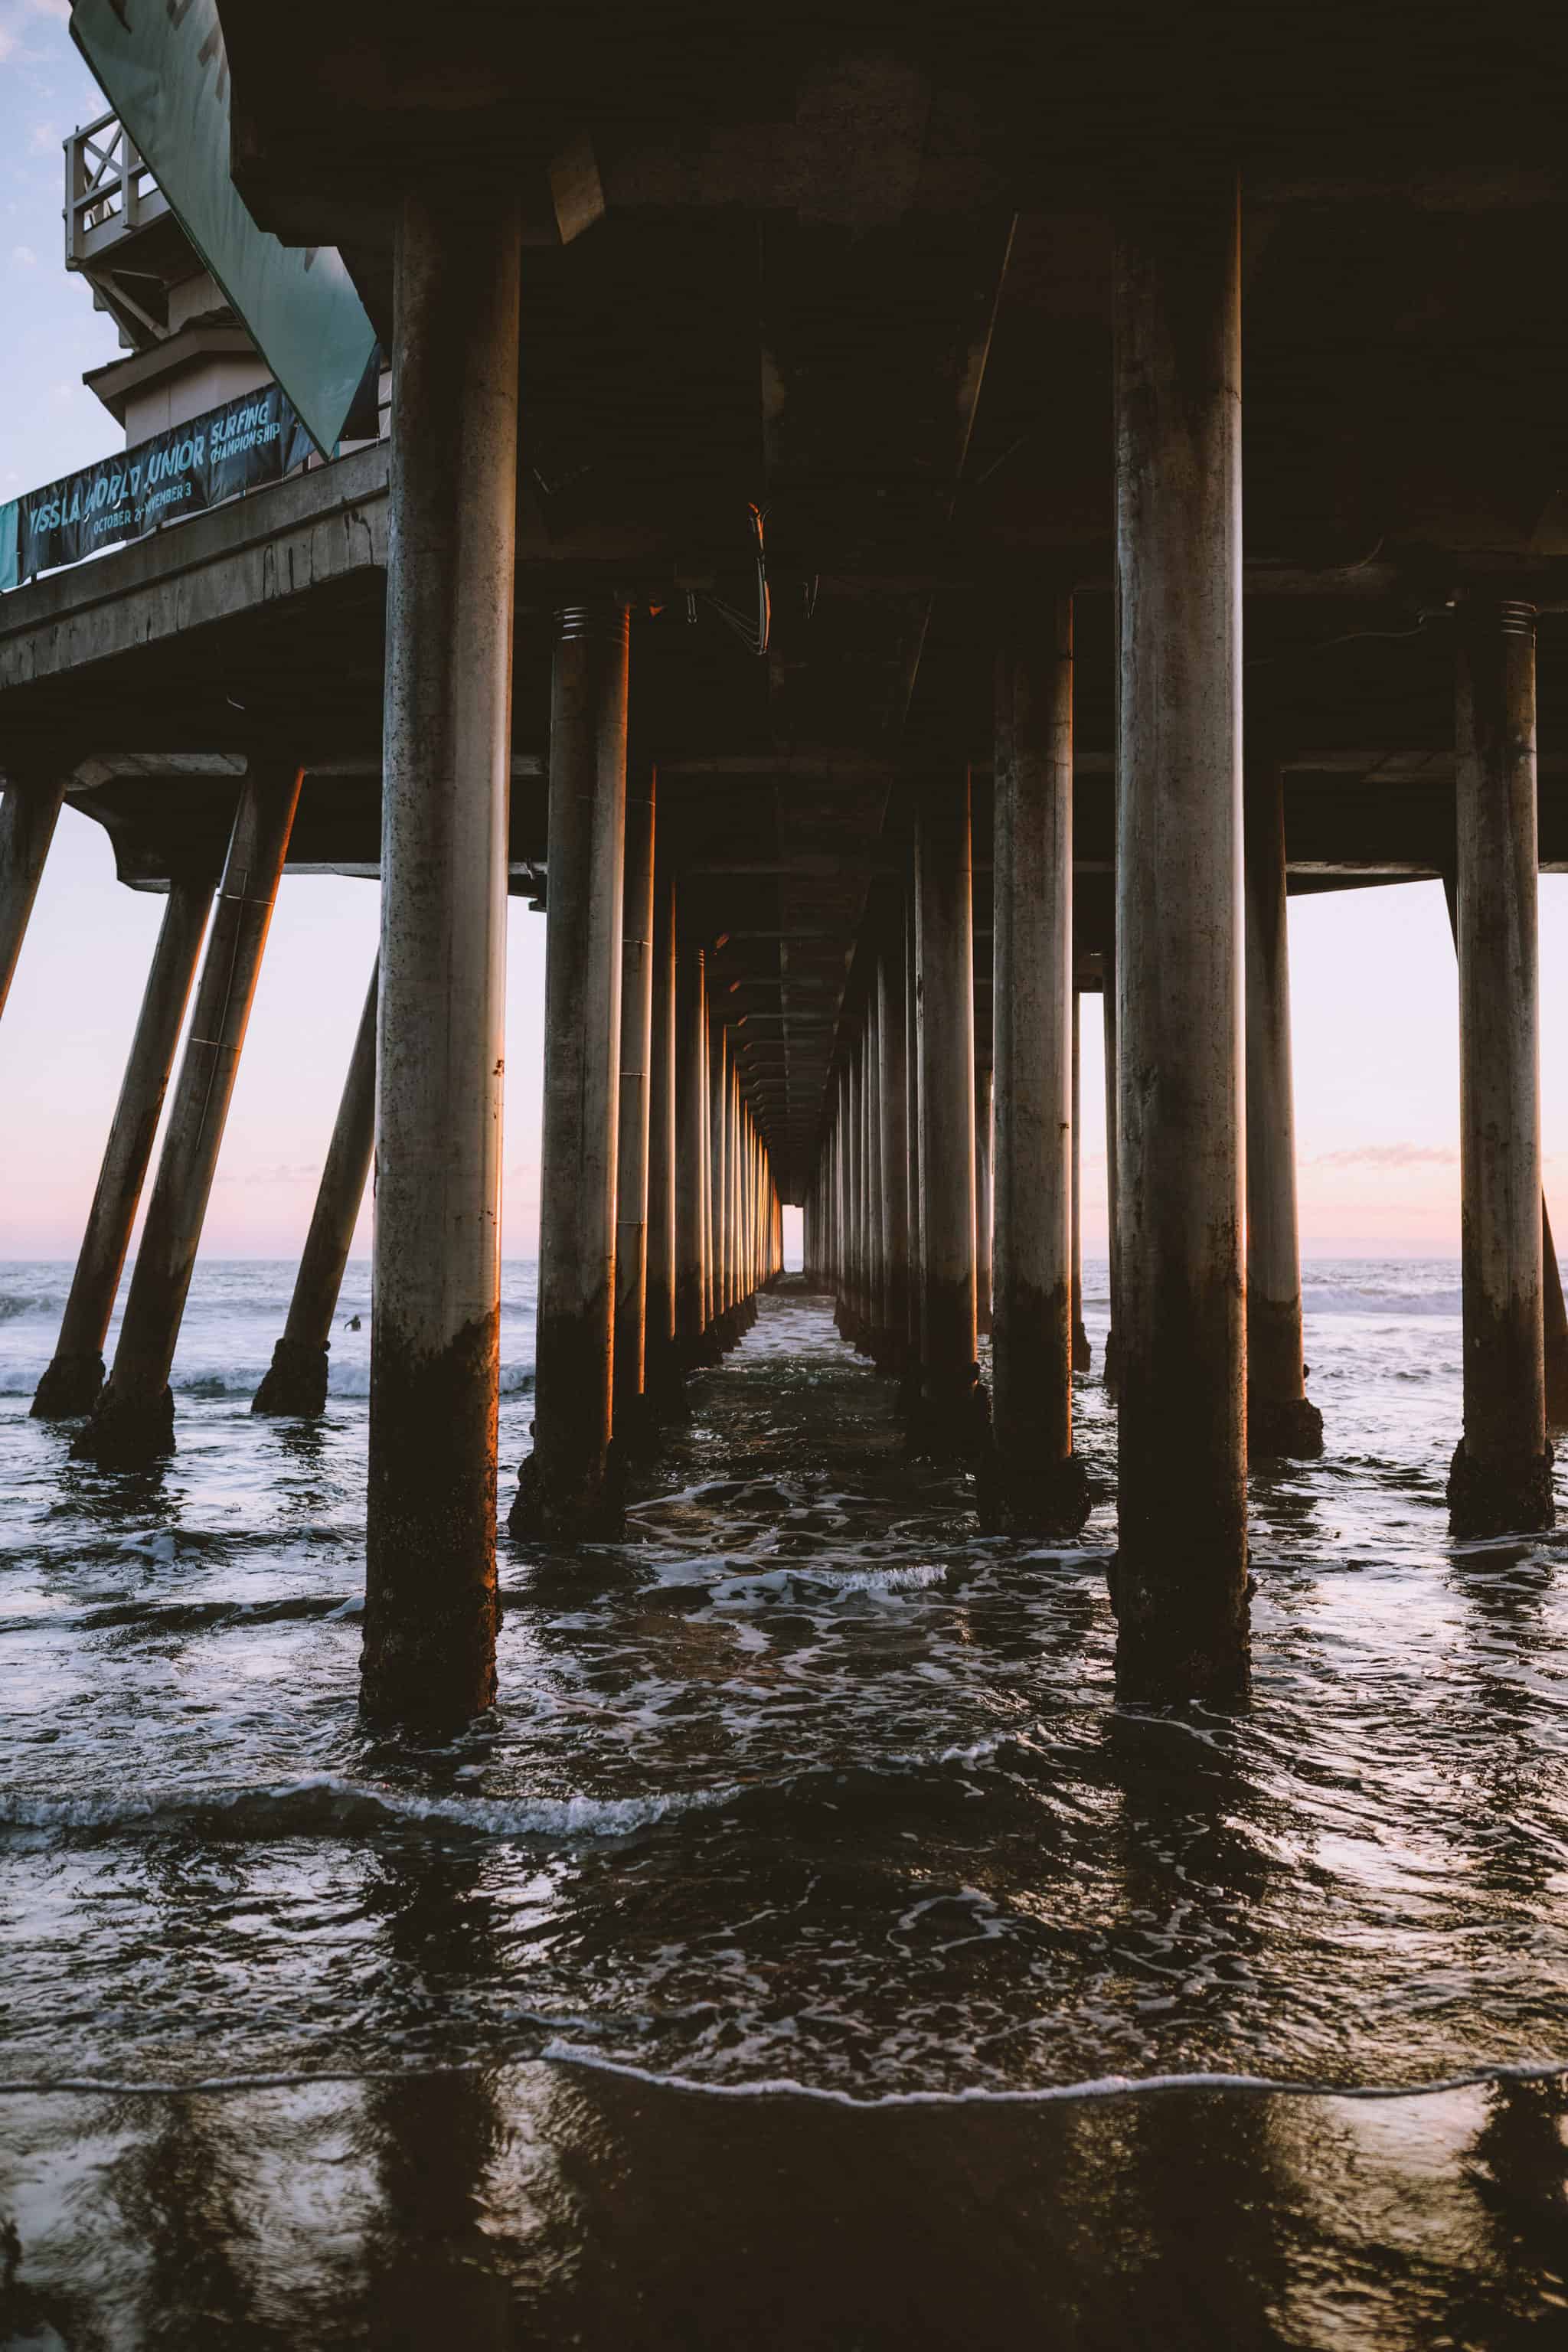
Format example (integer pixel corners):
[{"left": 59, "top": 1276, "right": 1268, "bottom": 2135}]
[{"left": 70, "top": 0, "right": 377, "bottom": 456}]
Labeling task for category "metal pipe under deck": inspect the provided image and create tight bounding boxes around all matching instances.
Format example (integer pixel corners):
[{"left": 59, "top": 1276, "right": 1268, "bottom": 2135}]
[
  {"left": 253, "top": 956, "right": 379, "bottom": 1416},
  {"left": 511, "top": 599, "right": 629, "bottom": 1540},
  {"left": 1111, "top": 176, "right": 1248, "bottom": 1704},
  {"left": 32, "top": 867, "right": 212, "bottom": 1419},
  {"left": 75, "top": 757, "right": 302, "bottom": 1468},
  {"left": 1447, "top": 597, "right": 1553, "bottom": 1537},
  {"left": 1244, "top": 763, "right": 1323, "bottom": 1459},
  {"left": 363, "top": 185, "right": 520, "bottom": 1722}
]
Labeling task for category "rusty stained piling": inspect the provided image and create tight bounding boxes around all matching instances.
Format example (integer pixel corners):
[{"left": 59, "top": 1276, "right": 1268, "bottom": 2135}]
[
  {"left": 0, "top": 769, "right": 67, "bottom": 1024},
  {"left": 253, "top": 956, "right": 379, "bottom": 1416},
  {"left": 1447, "top": 597, "right": 1553, "bottom": 1537},
  {"left": 1244, "top": 763, "right": 1323, "bottom": 1458},
  {"left": 1112, "top": 178, "right": 1248, "bottom": 1704},
  {"left": 511, "top": 600, "right": 629, "bottom": 1540},
  {"left": 985, "top": 606, "right": 1089, "bottom": 1534},
  {"left": 914, "top": 768, "right": 983, "bottom": 1450},
  {"left": 362, "top": 185, "right": 520, "bottom": 1723},
  {"left": 75, "top": 759, "right": 303, "bottom": 1467},
  {"left": 32, "top": 868, "right": 212, "bottom": 1419},
  {"left": 612, "top": 768, "right": 656, "bottom": 1441}
]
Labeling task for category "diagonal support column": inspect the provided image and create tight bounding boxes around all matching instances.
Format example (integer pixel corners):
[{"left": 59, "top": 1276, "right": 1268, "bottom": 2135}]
[
  {"left": 253, "top": 956, "right": 379, "bottom": 1416},
  {"left": 32, "top": 867, "right": 212, "bottom": 1418},
  {"left": 75, "top": 760, "right": 302, "bottom": 1467},
  {"left": 0, "top": 770, "right": 67, "bottom": 1025}
]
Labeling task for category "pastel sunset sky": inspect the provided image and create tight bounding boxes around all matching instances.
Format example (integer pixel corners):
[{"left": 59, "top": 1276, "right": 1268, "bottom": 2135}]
[{"left": 4, "top": 0, "right": 1567, "bottom": 1262}]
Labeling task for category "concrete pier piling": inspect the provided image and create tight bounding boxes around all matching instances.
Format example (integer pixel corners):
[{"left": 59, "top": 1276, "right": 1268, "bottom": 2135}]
[
  {"left": 900, "top": 887, "right": 925, "bottom": 1411},
  {"left": 1447, "top": 597, "right": 1553, "bottom": 1537},
  {"left": 0, "top": 771, "right": 67, "bottom": 1024},
  {"left": 253, "top": 957, "right": 379, "bottom": 1417},
  {"left": 32, "top": 868, "right": 212, "bottom": 1419},
  {"left": 75, "top": 760, "right": 302, "bottom": 1467},
  {"left": 1244, "top": 763, "right": 1323, "bottom": 1459},
  {"left": 975, "top": 1063, "right": 994, "bottom": 1341},
  {"left": 877, "top": 942, "right": 911, "bottom": 1379},
  {"left": 1111, "top": 179, "right": 1249, "bottom": 1704},
  {"left": 866, "top": 1001, "right": 887, "bottom": 1358},
  {"left": 362, "top": 189, "right": 520, "bottom": 1722},
  {"left": 1070, "top": 996, "right": 1091, "bottom": 1373},
  {"left": 675, "top": 939, "right": 714, "bottom": 1367},
  {"left": 1102, "top": 942, "right": 1121, "bottom": 1398},
  {"left": 644, "top": 864, "right": 678, "bottom": 1400},
  {"left": 612, "top": 769, "right": 656, "bottom": 1441},
  {"left": 985, "top": 608, "right": 1089, "bottom": 1534},
  {"left": 511, "top": 600, "right": 630, "bottom": 1540},
  {"left": 913, "top": 768, "right": 983, "bottom": 1449}
]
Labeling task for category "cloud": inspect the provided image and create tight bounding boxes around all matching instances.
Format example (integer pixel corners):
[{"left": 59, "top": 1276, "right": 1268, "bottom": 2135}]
[
  {"left": 29, "top": 122, "right": 59, "bottom": 156},
  {"left": 1312, "top": 1143, "right": 1458, "bottom": 1170},
  {"left": 10, "top": 243, "right": 37, "bottom": 267}
]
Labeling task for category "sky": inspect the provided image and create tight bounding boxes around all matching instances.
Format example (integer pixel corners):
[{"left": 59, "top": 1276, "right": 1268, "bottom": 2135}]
[{"left": 4, "top": 3, "right": 1568, "bottom": 1263}]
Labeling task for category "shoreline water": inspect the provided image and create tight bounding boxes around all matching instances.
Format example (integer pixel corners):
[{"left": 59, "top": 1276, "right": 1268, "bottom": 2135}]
[{"left": 3, "top": 1269, "right": 1567, "bottom": 2341}]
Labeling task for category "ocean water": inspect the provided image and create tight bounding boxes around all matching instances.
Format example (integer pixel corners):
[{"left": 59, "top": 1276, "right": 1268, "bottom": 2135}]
[{"left": 2, "top": 1257, "right": 1567, "bottom": 2344}]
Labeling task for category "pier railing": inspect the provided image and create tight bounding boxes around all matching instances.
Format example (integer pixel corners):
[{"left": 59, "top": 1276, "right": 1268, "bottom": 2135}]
[{"left": 64, "top": 109, "right": 169, "bottom": 274}]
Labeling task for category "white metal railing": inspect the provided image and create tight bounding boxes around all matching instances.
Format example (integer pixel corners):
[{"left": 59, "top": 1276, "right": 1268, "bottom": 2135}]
[{"left": 64, "top": 109, "right": 168, "bottom": 268}]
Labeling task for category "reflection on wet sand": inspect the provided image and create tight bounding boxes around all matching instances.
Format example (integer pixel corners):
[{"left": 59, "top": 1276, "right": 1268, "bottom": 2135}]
[{"left": 5, "top": 2069, "right": 1568, "bottom": 2349}]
